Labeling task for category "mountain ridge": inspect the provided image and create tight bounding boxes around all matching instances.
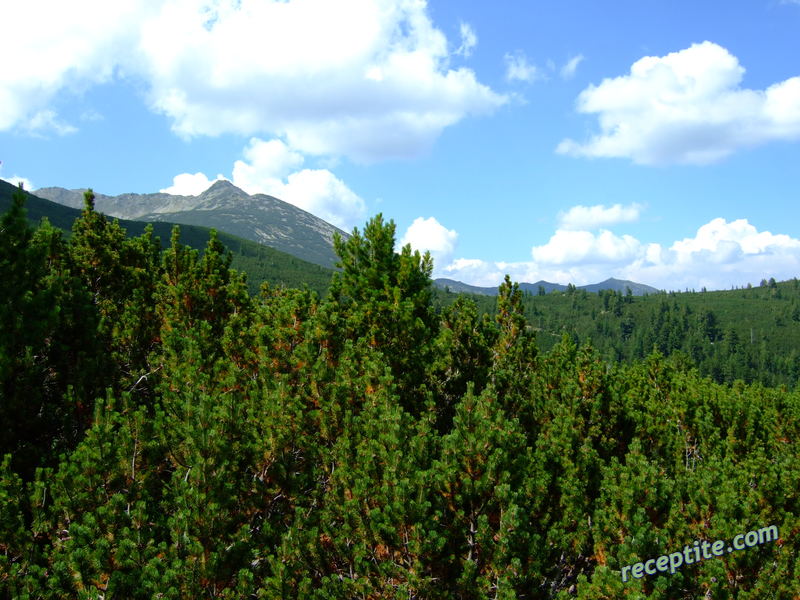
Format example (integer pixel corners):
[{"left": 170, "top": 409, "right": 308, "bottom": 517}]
[
  {"left": 434, "top": 276, "right": 660, "bottom": 296},
  {"left": 0, "top": 179, "right": 334, "bottom": 296},
  {"left": 34, "top": 181, "right": 348, "bottom": 268}
]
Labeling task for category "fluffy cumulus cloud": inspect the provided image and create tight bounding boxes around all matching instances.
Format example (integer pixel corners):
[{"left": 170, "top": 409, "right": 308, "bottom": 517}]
[
  {"left": 1, "top": 1, "right": 504, "bottom": 160},
  {"left": 232, "top": 138, "right": 305, "bottom": 188},
  {"left": 621, "top": 218, "right": 800, "bottom": 290},
  {"left": 9, "top": 0, "right": 505, "bottom": 162},
  {"left": 440, "top": 216, "right": 800, "bottom": 292},
  {"left": 441, "top": 258, "right": 509, "bottom": 287},
  {"left": 160, "top": 172, "right": 227, "bottom": 195},
  {"left": 441, "top": 258, "right": 589, "bottom": 290},
  {"left": 136, "top": 0, "right": 509, "bottom": 160},
  {"left": 399, "top": 216, "right": 458, "bottom": 269},
  {"left": 230, "top": 138, "right": 366, "bottom": 230},
  {"left": 0, "top": 2, "right": 148, "bottom": 135},
  {"left": 557, "top": 41, "right": 800, "bottom": 165},
  {"left": 558, "top": 203, "right": 642, "bottom": 230},
  {"left": 531, "top": 229, "right": 642, "bottom": 265}
]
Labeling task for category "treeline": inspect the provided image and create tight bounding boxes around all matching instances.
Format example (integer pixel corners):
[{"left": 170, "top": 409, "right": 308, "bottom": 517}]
[
  {"left": 436, "top": 279, "right": 800, "bottom": 390},
  {"left": 1, "top": 187, "right": 799, "bottom": 599}
]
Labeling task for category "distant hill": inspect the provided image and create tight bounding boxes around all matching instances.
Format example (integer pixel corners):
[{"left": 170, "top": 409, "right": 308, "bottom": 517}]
[
  {"left": 35, "top": 180, "right": 348, "bottom": 269},
  {"left": 579, "top": 278, "right": 660, "bottom": 295},
  {"left": 433, "top": 278, "right": 501, "bottom": 295},
  {"left": 0, "top": 179, "right": 334, "bottom": 296},
  {"left": 518, "top": 281, "right": 569, "bottom": 294},
  {"left": 434, "top": 276, "right": 659, "bottom": 296}
]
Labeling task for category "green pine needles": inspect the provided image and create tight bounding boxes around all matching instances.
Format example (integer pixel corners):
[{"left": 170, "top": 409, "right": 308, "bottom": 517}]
[{"left": 0, "top": 191, "right": 798, "bottom": 599}]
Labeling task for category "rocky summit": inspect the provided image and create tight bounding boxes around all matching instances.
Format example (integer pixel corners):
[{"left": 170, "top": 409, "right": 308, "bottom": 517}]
[{"left": 35, "top": 180, "right": 348, "bottom": 268}]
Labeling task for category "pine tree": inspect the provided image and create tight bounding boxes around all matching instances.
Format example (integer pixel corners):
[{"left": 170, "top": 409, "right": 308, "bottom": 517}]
[
  {"left": 428, "top": 295, "right": 496, "bottom": 433},
  {"left": 69, "top": 189, "right": 162, "bottom": 397},
  {"left": 434, "top": 385, "right": 535, "bottom": 599},
  {"left": 489, "top": 275, "right": 538, "bottom": 429},
  {"left": 326, "top": 214, "right": 437, "bottom": 414},
  {"left": 0, "top": 186, "right": 107, "bottom": 478}
]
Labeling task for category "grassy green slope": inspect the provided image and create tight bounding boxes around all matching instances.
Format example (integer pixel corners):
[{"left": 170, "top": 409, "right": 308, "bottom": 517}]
[{"left": 0, "top": 180, "right": 334, "bottom": 297}]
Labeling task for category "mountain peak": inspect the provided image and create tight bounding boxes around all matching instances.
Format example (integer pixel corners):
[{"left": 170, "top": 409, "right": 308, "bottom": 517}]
[
  {"left": 34, "top": 178, "right": 347, "bottom": 268},
  {"left": 204, "top": 179, "right": 243, "bottom": 194}
]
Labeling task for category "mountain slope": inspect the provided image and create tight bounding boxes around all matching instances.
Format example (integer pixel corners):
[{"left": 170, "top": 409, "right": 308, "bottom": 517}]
[
  {"left": 35, "top": 180, "right": 347, "bottom": 268},
  {"left": 1, "top": 179, "right": 334, "bottom": 296}
]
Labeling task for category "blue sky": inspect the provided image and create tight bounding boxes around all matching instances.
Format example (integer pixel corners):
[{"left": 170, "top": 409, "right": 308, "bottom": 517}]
[{"left": 2, "top": 0, "right": 799, "bottom": 291}]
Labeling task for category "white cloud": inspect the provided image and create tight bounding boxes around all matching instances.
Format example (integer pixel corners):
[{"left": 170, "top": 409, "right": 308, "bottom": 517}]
[
  {"left": 231, "top": 137, "right": 366, "bottom": 230},
  {"left": 160, "top": 172, "right": 227, "bottom": 195},
  {"left": 557, "top": 41, "right": 800, "bottom": 165},
  {"left": 560, "top": 54, "right": 584, "bottom": 80},
  {"left": 2, "top": 176, "right": 35, "bottom": 191},
  {"left": 399, "top": 216, "right": 458, "bottom": 270},
  {"left": 441, "top": 258, "right": 506, "bottom": 287},
  {"left": 0, "top": 1, "right": 505, "bottom": 160},
  {"left": 275, "top": 169, "right": 366, "bottom": 231},
  {"left": 504, "top": 51, "right": 542, "bottom": 83},
  {"left": 136, "top": 0, "right": 504, "bottom": 161},
  {"left": 532, "top": 229, "right": 642, "bottom": 265},
  {"left": 621, "top": 218, "right": 800, "bottom": 290},
  {"left": 669, "top": 217, "right": 800, "bottom": 259},
  {"left": 232, "top": 138, "right": 305, "bottom": 185},
  {"left": 439, "top": 217, "right": 800, "bottom": 292},
  {"left": 442, "top": 257, "right": 591, "bottom": 289},
  {"left": 455, "top": 22, "right": 477, "bottom": 58},
  {"left": 558, "top": 203, "right": 642, "bottom": 230},
  {"left": 0, "top": 2, "right": 147, "bottom": 134}
]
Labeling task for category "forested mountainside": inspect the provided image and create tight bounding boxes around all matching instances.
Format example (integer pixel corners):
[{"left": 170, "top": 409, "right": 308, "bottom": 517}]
[
  {"left": 1, "top": 186, "right": 798, "bottom": 599},
  {"left": 0, "top": 180, "right": 333, "bottom": 297},
  {"left": 435, "top": 278, "right": 800, "bottom": 390}
]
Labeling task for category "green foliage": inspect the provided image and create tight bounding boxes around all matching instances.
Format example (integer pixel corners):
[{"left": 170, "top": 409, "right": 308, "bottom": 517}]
[
  {"left": 1, "top": 195, "right": 798, "bottom": 599},
  {"left": 428, "top": 295, "right": 497, "bottom": 432},
  {"left": 69, "top": 190, "right": 162, "bottom": 396},
  {"left": 0, "top": 186, "right": 107, "bottom": 478},
  {"left": 327, "top": 214, "right": 437, "bottom": 414},
  {"left": 434, "top": 386, "right": 535, "bottom": 598},
  {"left": 437, "top": 280, "right": 800, "bottom": 389}
]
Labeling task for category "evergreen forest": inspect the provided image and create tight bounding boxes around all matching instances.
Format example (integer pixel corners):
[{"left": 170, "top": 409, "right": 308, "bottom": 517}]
[
  {"left": 1, "top": 185, "right": 799, "bottom": 599},
  {"left": 434, "top": 278, "right": 800, "bottom": 391}
]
